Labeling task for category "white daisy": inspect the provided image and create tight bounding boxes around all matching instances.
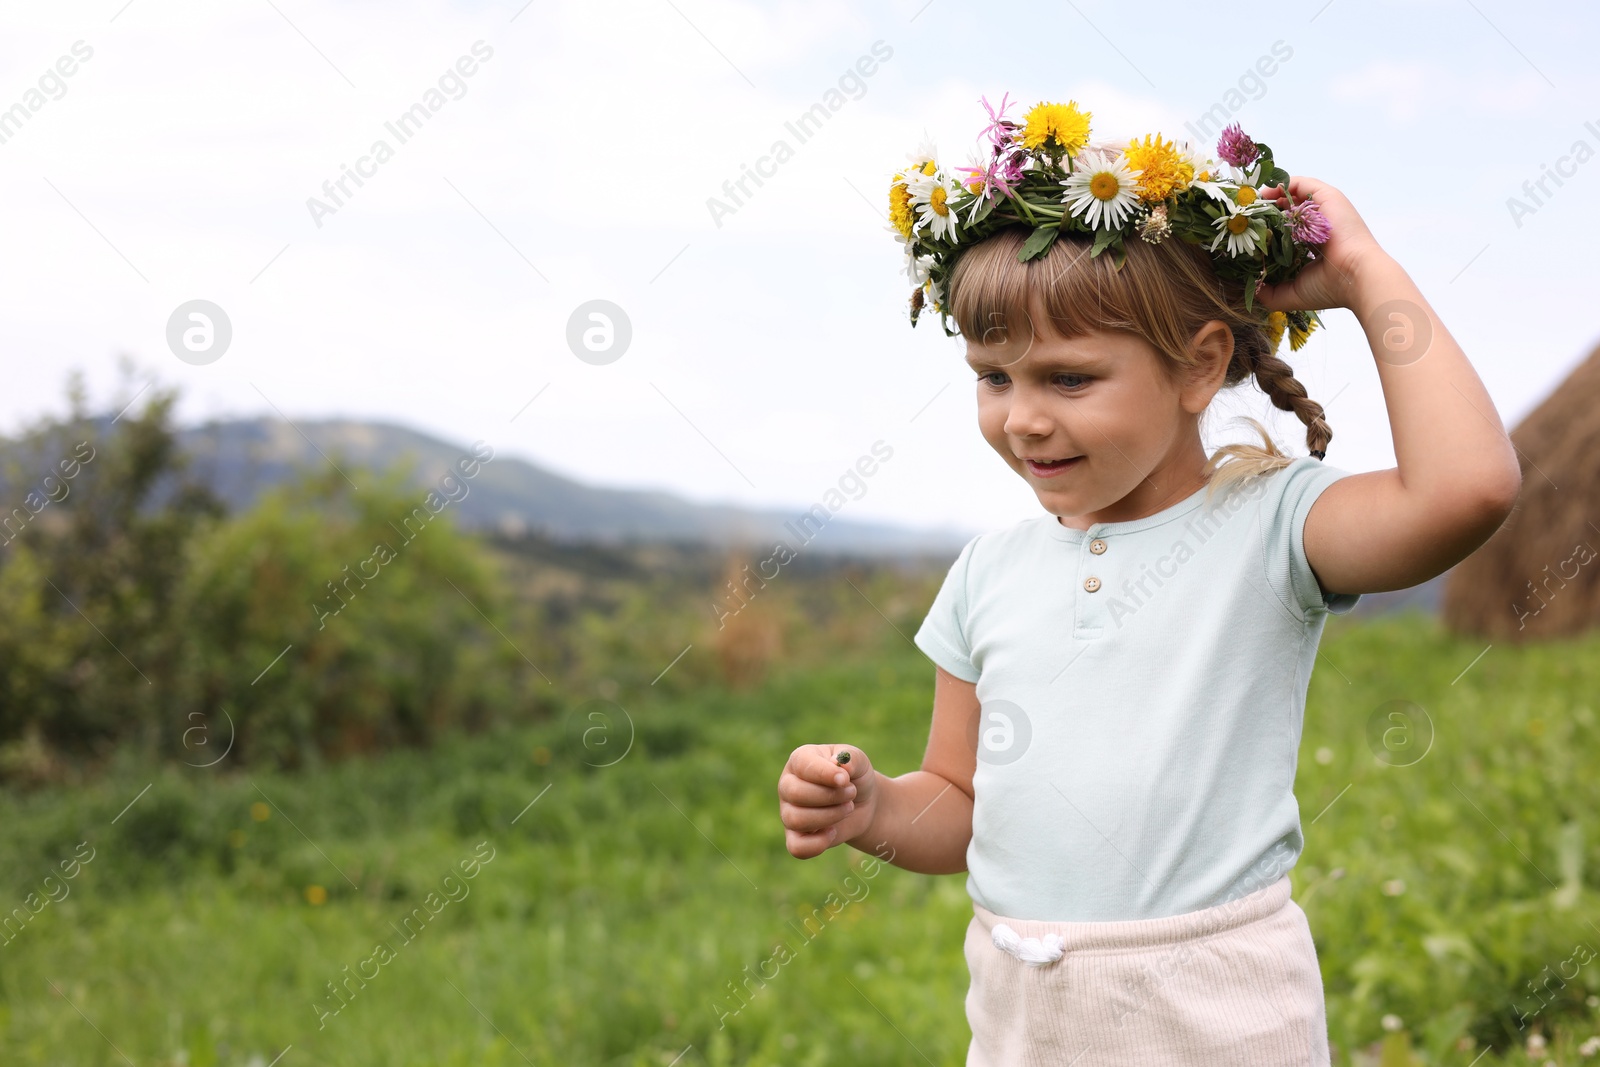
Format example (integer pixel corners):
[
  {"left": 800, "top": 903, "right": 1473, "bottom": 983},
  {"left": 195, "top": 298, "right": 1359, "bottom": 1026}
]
[
  {"left": 903, "top": 247, "right": 936, "bottom": 289},
  {"left": 1207, "top": 199, "right": 1272, "bottom": 257},
  {"left": 1229, "top": 158, "right": 1264, "bottom": 187},
  {"left": 903, "top": 165, "right": 963, "bottom": 244},
  {"left": 1179, "top": 141, "right": 1232, "bottom": 203},
  {"left": 884, "top": 220, "right": 914, "bottom": 259},
  {"left": 1059, "top": 150, "right": 1143, "bottom": 230},
  {"left": 955, "top": 152, "right": 988, "bottom": 222},
  {"left": 905, "top": 133, "right": 939, "bottom": 169}
]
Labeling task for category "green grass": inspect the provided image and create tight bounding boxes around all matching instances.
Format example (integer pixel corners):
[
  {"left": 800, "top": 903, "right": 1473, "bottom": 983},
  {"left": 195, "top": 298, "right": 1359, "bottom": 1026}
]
[{"left": 1, "top": 610, "right": 1598, "bottom": 1065}]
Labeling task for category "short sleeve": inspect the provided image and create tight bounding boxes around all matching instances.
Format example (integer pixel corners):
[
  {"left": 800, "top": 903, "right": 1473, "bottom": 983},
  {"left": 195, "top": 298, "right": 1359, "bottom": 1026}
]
[
  {"left": 913, "top": 535, "right": 982, "bottom": 682},
  {"left": 1265, "top": 457, "right": 1363, "bottom": 619}
]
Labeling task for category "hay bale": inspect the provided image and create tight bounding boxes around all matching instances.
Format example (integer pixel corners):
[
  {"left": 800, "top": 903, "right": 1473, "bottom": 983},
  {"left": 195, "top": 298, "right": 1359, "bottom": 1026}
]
[{"left": 1441, "top": 337, "right": 1600, "bottom": 641}]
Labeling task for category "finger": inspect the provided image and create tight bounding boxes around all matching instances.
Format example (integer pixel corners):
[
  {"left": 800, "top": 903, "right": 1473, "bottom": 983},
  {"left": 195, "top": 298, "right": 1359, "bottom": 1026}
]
[
  {"left": 779, "top": 772, "right": 857, "bottom": 807},
  {"left": 786, "top": 746, "right": 840, "bottom": 787},
  {"left": 780, "top": 797, "right": 855, "bottom": 834},
  {"left": 830, "top": 745, "right": 874, "bottom": 786},
  {"left": 1285, "top": 175, "right": 1332, "bottom": 202},
  {"left": 786, "top": 825, "right": 838, "bottom": 859},
  {"left": 813, "top": 746, "right": 859, "bottom": 787}
]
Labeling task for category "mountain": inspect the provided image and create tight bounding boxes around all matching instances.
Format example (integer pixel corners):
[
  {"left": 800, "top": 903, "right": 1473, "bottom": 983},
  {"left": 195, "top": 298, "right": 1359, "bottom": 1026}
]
[
  {"left": 171, "top": 417, "right": 979, "bottom": 558},
  {"left": 1, "top": 411, "right": 1452, "bottom": 611}
]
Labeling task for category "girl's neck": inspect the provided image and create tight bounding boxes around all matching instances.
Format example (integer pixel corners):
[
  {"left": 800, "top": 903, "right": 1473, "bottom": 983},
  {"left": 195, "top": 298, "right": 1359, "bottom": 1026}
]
[{"left": 1055, "top": 464, "right": 1212, "bottom": 531}]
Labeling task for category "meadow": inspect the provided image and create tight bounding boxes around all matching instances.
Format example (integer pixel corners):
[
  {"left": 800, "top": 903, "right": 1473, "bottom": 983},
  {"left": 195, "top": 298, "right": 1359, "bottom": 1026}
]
[{"left": 1, "top": 600, "right": 1598, "bottom": 1066}]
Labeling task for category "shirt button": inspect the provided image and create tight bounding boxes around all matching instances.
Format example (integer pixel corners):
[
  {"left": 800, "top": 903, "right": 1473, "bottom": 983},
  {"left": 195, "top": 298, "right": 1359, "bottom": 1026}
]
[
  {"left": 1089, "top": 538, "right": 1107, "bottom": 554},
  {"left": 1084, "top": 576, "right": 1101, "bottom": 593}
]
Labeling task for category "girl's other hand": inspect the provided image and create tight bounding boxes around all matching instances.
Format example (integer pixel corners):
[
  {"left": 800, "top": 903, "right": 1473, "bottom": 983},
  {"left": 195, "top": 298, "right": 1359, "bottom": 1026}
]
[
  {"left": 1254, "top": 175, "right": 1387, "bottom": 313},
  {"left": 778, "top": 744, "right": 877, "bottom": 859}
]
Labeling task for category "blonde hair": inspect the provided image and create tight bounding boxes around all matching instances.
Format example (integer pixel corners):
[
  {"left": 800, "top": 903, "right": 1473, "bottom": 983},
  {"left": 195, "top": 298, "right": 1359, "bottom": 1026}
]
[{"left": 944, "top": 225, "right": 1332, "bottom": 505}]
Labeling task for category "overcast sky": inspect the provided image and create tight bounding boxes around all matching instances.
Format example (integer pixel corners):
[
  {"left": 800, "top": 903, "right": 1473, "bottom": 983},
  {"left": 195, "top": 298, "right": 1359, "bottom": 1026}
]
[{"left": 1, "top": 0, "right": 1594, "bottom": 537}]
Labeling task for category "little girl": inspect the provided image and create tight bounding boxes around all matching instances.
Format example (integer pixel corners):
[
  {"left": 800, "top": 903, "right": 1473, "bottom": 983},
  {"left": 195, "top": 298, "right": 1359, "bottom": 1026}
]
[{"left": 777, "top": 100, "right": 1521, "bottom": 1065}]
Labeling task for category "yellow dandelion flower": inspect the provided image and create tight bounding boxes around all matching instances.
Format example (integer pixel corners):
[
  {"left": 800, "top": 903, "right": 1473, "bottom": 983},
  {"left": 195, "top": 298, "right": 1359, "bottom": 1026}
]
[
  {"left": 1265, "top": 311, "right": 1287, "bottom": 351},
  {"left": 1124, "top": 133, "right": 1193, "bottom": 202},
  {"left": 1020, "top": 101, "right": 1091, "bottom": 157},
  {"left": 305, "top": 884, "right": 328, "bottom": 906},
  {"left": 889, "top": 176, "right": 915, "bottom": 240},
  {"left": 1289, "top": 317, "right": 1316, "bottom": 351},
  {"left": 250, "top": 801, "right": 271, "bottom": 822}
]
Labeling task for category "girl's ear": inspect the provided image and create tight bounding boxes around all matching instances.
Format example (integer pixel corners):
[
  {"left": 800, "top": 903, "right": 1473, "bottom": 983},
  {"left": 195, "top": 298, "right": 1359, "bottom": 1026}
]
[{"left": 1179, "top": 320, "right": 1233, "bottom": 415}]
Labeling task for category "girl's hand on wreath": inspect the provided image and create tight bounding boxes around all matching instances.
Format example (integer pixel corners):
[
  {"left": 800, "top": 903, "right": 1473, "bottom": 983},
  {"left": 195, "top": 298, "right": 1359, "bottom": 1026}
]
[{"left": 1253, "top": 175, "right": 1389, "bottom": 314}]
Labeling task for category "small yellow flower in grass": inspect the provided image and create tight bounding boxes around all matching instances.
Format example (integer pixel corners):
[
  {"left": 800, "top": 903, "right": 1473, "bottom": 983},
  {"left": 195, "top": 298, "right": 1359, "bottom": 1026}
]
[
  {"left": 1020, "top": 100, "right": 1091, "bottom": 157},
  {"left": 1123, "top": 133, "right": 1193, "bottom": 202},
  {"left": 532, "top": 746, "right": 552, "bottom": 766},
  {"left": 250, "top": 801, "right": 271, "bottom": 822},
  {"left": 305, "top": 884, "right": 328, "bottom": 906}
]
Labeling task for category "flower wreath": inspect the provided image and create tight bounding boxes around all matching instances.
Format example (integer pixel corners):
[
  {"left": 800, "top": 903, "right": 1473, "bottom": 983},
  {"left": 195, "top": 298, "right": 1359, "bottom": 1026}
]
[{"left": 887, "top": 95, "right": 1330, "bottom": 353}]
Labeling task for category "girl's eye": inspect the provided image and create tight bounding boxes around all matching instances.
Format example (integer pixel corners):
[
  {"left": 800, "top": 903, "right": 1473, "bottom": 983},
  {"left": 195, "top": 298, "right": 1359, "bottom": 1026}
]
[{"left": 976, "top": 372, "right": 1091, "bottom": 389}]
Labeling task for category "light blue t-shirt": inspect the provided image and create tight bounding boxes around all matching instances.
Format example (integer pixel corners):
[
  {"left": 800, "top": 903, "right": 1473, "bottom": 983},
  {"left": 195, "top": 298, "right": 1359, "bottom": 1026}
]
[{"left": 913, "top": 457, "right": 1361, "bottom": 922}]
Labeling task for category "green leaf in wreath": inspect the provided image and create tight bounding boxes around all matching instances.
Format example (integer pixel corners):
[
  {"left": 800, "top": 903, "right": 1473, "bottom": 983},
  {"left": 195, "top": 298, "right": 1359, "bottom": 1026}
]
[
  {"left": 1090, "top": 225, "right": 1120, "bottom": 257},
  {"left": 1017, "top": 224, "right": 1059, "bottom": 262}
]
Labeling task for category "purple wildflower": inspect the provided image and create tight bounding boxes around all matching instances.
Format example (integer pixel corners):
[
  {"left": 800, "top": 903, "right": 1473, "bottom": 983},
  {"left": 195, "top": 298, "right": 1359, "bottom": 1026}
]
[
  {"left": 977, "top": 92, "right": 1018, "bottom": 152},
  {"left": 997, "top": 147, "right": 1028, "bottom": 186},
  {"left": 1216, "top": 123, "right": 1259, "bottom": 168},
  {"left": 1287, "top": 199, "right": 1332, "bottom": 245},
  {"left": 954, "top": 154, "right": 1015, "bottom": 203},
  {"left": 958, "top": 144, "right": 1028, "bottom": 204}
]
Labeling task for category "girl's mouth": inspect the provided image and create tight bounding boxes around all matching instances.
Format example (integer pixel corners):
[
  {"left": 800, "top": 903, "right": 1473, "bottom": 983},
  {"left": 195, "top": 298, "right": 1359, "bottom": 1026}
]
[{"left": 1024, "top": 457, "right": 1082, "bottom": 477}]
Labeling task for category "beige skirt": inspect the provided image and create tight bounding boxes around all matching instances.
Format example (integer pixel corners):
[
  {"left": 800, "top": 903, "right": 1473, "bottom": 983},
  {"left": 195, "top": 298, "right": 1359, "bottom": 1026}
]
[{"left": 963, "top": 874, "right": 1330, "bottom": 1066}]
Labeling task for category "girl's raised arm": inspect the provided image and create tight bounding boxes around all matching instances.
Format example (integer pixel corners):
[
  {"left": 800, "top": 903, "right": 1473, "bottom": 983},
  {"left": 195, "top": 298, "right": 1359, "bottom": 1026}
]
[{"left": 1256, "top": 176, "right": 1523, "bottom": 596}]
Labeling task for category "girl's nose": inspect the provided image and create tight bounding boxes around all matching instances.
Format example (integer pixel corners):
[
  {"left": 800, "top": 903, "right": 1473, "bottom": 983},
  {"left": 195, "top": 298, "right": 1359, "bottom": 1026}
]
[{"left": 1002, "top": 389, "right": 1055, "bottom": 437}]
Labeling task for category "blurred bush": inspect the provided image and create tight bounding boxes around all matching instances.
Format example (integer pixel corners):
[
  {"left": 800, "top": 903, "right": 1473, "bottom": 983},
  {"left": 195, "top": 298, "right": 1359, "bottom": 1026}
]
[
  {"left": 0, "top": 370, "right": 943, "bottom": 786},
  {"left": 0, "top": 372, "right": 552, "bottom": 781}
]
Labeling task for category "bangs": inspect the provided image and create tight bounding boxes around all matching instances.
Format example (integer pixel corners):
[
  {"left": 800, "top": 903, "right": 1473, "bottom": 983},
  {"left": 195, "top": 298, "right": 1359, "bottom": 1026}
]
[
  {"left": 945, "top": 225, "right": 1222, "bottom": 370},
  {"left": 947, "top": 227, "right": 1142, "bottom": 349}
]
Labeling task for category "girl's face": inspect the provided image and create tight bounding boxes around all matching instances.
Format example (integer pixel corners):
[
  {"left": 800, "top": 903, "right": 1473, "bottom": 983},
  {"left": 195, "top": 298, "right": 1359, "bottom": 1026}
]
[{"left": 964, "top": 309, "right": 1220, "bottom": 529}]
